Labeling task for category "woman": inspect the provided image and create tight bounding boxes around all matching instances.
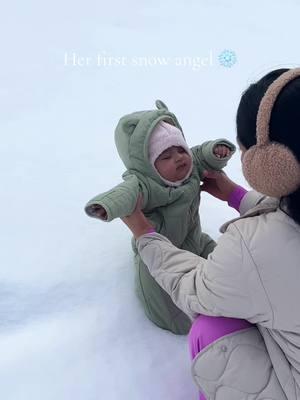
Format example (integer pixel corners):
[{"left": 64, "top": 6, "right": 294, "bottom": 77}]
[{"left": 121, "top": 68, "right": 300, "bottom": 399}]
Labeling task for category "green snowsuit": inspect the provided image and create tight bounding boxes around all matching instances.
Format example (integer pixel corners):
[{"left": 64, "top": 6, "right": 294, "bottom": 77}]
[{"left": 85, "top": 100, "right": 236, "bottom": 334}]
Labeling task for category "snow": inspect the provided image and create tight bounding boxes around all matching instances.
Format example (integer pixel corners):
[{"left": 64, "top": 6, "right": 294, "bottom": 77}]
[{"left": 1, "top": 1, "right": 299, "bottom": 398}]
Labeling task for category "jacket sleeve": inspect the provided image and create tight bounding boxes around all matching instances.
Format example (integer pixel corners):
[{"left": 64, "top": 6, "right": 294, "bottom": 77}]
[
  {"left": 239, "top": 190, "right": 269, "bottom": 215},
  {"left": 191, "top": 139, "right": 236, "bottom": 179},
  {"left": 136, "top": 226, "right": 271, "bottom": 323},
  {"left": 84, "top": 174, "right": 148, "bottom": 222}
]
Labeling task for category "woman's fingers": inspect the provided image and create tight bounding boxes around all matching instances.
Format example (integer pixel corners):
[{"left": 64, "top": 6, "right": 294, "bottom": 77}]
[
  {"left": 120, "top": 193, "right": 153, "bottom": 239},
  {"left": 202, "top": 170, "right": 225, "bottom": 180},
  {"left": 122, "top": 193, "right": 144, "bottom": 221},
  {"left": 135, "top": 193, "right": 144, "bottom": 211},
  {"left": 201, "top": 170, "right": 238, "bottom": 201}
]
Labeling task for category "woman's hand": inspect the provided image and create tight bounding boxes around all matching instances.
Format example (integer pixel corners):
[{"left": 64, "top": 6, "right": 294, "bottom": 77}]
[
  {"left": 201, "top": 170, "right": 239, "bottom": 201},
  {"left": 121, "top": 194, "right": 154, "bottom": 239}
]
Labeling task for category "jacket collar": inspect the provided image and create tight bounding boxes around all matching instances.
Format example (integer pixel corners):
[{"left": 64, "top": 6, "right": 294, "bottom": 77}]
[{"left": 220, "top": 197, "right": 280, "bottom": 233}]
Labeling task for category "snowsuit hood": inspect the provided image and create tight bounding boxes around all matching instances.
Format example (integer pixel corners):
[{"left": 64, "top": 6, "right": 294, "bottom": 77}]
[{"left": 114, "top": 100, "right": 187, "bottom": 185}]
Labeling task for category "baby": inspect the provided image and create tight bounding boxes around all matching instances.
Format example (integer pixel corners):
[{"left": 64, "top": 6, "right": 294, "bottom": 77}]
[{"left": 85, "top": 100, "right": 236, "bottom": 334}]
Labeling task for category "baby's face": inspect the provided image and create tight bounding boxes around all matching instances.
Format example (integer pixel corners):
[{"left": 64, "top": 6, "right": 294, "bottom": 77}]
[{"left": 154, "top": 146, "right": 192, "bottom": 182}]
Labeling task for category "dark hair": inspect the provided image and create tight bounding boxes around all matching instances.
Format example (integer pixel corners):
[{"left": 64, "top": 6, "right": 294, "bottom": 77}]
[{"left": 236, "top": 68, "right": 300, "bottom": 225}]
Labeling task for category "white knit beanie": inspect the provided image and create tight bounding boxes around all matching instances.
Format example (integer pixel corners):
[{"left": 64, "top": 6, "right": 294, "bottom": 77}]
[{"left": 148, "top": 121, "right": 193, "bottom": 187}]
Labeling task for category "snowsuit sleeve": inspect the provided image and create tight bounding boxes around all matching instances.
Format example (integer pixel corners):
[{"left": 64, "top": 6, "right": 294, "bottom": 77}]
[
  {"left": 136, "top": 228, "right": 271, "bottom": 323},
  {"left": 191, "top": 139, "right": 236, "bottom": 178},
  {"left": 84, "top": 174, "right": 148, "bottom": 222}
]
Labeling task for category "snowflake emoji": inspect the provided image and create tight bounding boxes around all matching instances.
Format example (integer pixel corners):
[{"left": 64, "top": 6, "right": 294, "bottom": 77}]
[{"left": 218, "top": 50, "right": 237, "bottom": 68}]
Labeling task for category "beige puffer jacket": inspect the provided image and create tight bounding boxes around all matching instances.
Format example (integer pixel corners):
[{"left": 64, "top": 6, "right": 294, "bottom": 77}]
[{"left": 136, "top": 191, "right": 300, "bottom": 399}]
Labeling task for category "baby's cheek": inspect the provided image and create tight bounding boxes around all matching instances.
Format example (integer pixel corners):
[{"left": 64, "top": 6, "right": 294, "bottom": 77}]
[{"left": 186, "top": 155, "right": 192, "bottom": 167}]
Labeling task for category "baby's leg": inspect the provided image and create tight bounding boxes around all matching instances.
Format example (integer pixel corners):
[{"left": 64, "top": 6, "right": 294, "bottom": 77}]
[
  {"left": 134, "top": 252, "right": 191, "bottom": 335},
  {"left": 181, "top": 222, "right": 216, "bottom": 259},
  {"left": 199, "top": 232, "right": 217, "bottom": 259}
]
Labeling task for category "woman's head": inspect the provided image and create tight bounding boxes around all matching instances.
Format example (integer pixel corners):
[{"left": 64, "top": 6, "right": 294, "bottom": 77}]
[
  {"left": 236, "top": 68, "right": 300, "bottom": 224},
  {"left": 237, "top": 68, "right": 300, "bottom": 155}
]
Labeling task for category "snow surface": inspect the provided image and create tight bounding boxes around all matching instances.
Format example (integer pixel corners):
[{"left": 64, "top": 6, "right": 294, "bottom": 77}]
[{"left": 1, "top": 1, "right": 300, "bottom": 399}]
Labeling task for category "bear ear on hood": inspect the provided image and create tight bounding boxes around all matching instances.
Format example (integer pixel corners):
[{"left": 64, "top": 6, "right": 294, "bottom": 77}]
[
  {"left": 155, "top": 100, "right": 169, "bottom": 110},
  {"left": 122, "top": 117, "right": 140, "bottom": 136}
]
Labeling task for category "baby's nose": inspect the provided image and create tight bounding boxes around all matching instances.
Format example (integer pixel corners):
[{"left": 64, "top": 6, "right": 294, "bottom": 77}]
[{"left": 175, "top": 153, "right": 183, "bottom": 161}]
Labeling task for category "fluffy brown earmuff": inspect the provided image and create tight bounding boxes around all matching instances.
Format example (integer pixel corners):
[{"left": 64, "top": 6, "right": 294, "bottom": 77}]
[{"left": 242, "top": 68, "right": 300, "bottom": 197}]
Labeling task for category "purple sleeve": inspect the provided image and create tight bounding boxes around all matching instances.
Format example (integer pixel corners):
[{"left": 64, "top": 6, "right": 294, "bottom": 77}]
[
  {"left": 146, "top": 227, "right": 156, "bottom": 234},
  {"left": 227, "top": 186, "right": 248, "bottom": 212}
]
